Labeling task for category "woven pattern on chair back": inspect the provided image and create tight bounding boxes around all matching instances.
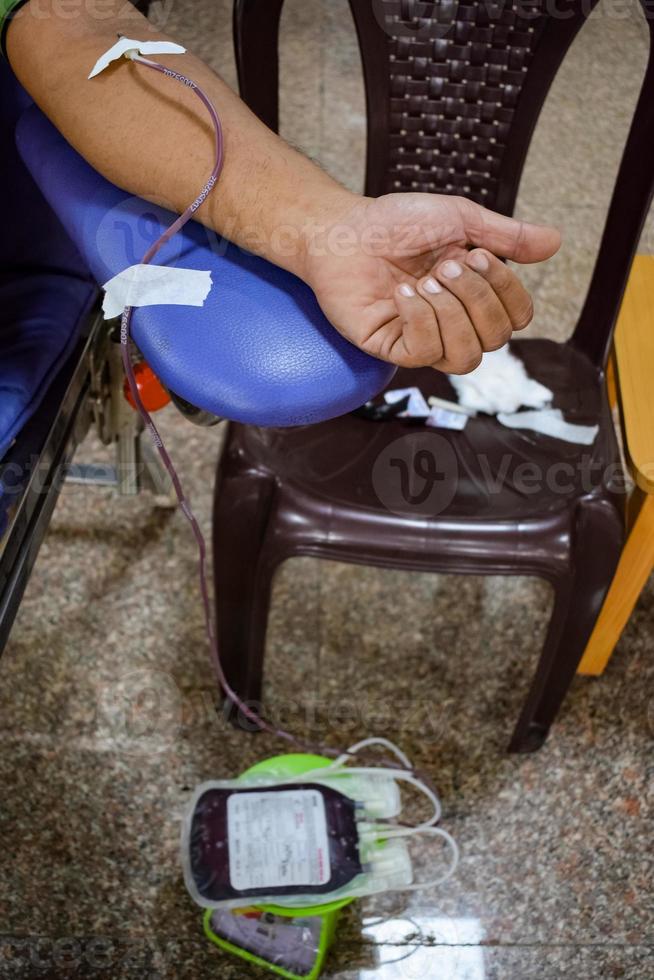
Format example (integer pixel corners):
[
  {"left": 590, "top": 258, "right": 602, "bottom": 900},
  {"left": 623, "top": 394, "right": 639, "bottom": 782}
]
[
  {"left": 350, "top": 0, "right": 603, "bottom": 213},
  {"left": 381, "top": 0, "right": 544, "bottom": 203}
]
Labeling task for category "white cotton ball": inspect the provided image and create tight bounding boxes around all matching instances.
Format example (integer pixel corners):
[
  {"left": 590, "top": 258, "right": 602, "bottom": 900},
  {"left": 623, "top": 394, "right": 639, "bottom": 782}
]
[{"left": 448, "top": 346, "right": 553, "bottom": 415}]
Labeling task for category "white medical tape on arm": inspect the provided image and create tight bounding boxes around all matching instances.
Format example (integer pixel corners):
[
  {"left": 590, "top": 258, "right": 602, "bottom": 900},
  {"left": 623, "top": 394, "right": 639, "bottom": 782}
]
[
  {"left": 88, "top": 39, "right": 186, "bottom": 79},
  {"left": 102, "top": 264, "right": 212, "bottom": 319}
]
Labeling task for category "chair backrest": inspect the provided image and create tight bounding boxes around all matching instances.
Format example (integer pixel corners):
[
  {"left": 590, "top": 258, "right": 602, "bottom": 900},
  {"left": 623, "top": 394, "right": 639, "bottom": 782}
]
[{"left": 233, "top": 0, "right": 654, "bottom": 368}]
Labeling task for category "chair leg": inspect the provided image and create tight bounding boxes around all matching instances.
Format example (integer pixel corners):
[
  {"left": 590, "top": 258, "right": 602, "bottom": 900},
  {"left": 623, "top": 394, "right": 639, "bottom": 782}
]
[
  {"left": 509, "top": 499, "right": 624, "bottom": 753},
  {"left": 578, "top": 489, "right": 654, "bottom": 675},
  {"left": 212, "top": 455, "right": 278, "bottom": 716},
  {"left": 605, "top": 346, "right": 618, "bottom": 411}
]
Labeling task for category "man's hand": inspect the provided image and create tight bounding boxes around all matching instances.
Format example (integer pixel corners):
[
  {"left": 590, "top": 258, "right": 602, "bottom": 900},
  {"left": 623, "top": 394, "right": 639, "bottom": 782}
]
[{"left": 303, "top": 192, "right": 561, "bottom": 373}]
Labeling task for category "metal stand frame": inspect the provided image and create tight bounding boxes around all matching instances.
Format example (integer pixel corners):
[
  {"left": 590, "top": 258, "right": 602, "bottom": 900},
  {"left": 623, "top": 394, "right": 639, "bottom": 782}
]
[{"left": 0, "top": 308, "right": 175, "bottom": 656}]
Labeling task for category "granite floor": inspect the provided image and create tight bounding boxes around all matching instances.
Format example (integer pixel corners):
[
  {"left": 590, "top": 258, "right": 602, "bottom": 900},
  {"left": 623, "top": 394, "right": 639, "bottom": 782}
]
[{"left": 1, "top": 1, "right": 654, "bottom": 978}]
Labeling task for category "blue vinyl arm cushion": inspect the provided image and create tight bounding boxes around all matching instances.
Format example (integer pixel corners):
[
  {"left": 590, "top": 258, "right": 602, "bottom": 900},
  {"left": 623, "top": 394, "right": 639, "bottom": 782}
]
[{"left": 15, "top": 106, "right": 395, "bottom": 427}]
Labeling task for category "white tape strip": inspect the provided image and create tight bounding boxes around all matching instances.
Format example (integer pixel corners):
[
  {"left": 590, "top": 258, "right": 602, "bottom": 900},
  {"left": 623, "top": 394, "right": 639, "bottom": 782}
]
[
  {"left": 428, "top": 395, "right": 476, "bottom": 417},
  {"left": 497, "top": 408, "right": 599, "bottom": 446},
  {"left": 384, "top": 387, "right": 430, "bottom": 418},
  {"left": 88, "top": 38, "right": 186, "bottom": 79},
  {"left": 426, "top": 407, "right": 469, "bottom": 431},
  {"left": 102, "top": 264, "right": 212, "bottom": 319},
  {"left": 449, "top": 346, "right": 554, "bottom": 415}
]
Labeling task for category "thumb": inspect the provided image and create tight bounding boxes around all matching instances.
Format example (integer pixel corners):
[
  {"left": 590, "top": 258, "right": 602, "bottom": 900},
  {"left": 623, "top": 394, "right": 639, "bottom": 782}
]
[{"left": 457, "top": 198, "right": 561, "bottom": 264}]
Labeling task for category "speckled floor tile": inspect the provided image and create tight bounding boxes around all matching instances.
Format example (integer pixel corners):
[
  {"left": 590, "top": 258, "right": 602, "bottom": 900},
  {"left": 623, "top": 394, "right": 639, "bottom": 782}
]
[{"left": 2, "top": 1, "right": 654, "bottom": 978}]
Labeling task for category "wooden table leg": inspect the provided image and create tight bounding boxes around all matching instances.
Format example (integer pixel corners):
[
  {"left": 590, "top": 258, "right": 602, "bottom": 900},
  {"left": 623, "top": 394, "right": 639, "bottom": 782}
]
[{"left": 578, "top": 489, "right": 654, "bottom": 675}]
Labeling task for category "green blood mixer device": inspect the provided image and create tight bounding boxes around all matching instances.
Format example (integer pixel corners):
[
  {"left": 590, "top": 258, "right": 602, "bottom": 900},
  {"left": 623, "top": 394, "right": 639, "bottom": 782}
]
[{"left": 181, "top": 746, "right": 458, "bottom": 978}]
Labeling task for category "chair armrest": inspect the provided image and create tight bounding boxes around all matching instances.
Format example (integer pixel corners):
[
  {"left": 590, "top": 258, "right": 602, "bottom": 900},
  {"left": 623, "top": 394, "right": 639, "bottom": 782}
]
[
  {"left": 614, "top": 254, "right": 654, "bottom": 493},
  {"left": 15, "top": 106, "right": 394, "bottom": 427}
]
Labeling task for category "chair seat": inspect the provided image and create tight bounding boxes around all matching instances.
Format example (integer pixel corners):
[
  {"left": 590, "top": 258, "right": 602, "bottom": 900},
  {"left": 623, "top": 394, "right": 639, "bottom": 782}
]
[
  {"left": 0, "top": 273, "right": 96, "bottom": 462},
  {"left": 232, "top": 338, "right": 619, "bottom": 525},
  {"left": 15, "top": 106, "right": 394, "bottom": 427}
]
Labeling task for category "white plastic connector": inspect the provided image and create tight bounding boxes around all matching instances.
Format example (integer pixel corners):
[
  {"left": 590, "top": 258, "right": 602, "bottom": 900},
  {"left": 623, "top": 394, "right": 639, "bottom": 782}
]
[
  {"left": 88, "top": 38, "right": 187, "bottom": 79},
  {"left": 310, "top": 772, "right": 402, "bottom": 820}
]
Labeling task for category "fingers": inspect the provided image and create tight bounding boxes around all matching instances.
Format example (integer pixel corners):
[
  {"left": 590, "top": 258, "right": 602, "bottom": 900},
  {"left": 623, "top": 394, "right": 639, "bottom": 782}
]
[
  {"left": 455, "top": 196, "right": 561, "bottom": 264},
  {"left": 466, "top": 249, "right": 534, "bottom": 332},
  {"left": 430, "top": 257, "right": 512, "bottom": 352},
  {"left": 391, "top": 249, "right": 536, "bottom": 372},
  {"left": 414, "top": 276, "right": 483, "bottom": 374},
  {"left": 391, "top": 283, "right": 444, "bottom": 367}
]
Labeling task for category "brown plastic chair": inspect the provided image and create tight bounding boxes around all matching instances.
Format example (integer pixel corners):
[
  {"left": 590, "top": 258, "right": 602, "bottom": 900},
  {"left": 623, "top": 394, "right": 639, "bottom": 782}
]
[{"left": 214, "top": 0, "right": 654, "bottom": 751}]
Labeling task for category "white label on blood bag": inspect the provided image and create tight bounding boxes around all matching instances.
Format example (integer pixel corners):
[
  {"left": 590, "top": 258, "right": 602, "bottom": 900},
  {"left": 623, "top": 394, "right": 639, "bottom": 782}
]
[{"left": 227, "top": 790, "right": 331, "bottom": 891}]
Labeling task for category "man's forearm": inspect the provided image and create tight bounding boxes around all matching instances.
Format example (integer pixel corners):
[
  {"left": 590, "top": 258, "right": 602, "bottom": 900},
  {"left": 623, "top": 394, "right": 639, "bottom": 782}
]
[
  {"left": 6, "top": 0, "right": 562, "bottom": 374},
  {"left": 6, "top": 0, "right": 354, "bottom": 279}
]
